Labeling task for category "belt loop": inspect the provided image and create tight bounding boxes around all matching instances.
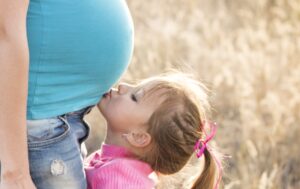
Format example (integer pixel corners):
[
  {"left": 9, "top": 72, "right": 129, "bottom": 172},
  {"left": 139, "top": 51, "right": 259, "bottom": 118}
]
[{"left": 58, "top": 114, "right": 67, "bottom": 123}]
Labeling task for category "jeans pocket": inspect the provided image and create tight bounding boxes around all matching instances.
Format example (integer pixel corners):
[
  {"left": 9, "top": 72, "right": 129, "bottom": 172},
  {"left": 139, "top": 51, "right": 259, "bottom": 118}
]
[{"left": 27, "top": 116, "right": 70, "bottom": 148}]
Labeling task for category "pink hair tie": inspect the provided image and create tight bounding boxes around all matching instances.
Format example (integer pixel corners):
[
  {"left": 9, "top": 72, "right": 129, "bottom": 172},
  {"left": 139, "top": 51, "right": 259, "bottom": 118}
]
[
  {"left": 194, "top": 122, "right": 222, "bottom": 189},
  {"left": 194, "top": 122, "right": 217, "bottom": 158}
]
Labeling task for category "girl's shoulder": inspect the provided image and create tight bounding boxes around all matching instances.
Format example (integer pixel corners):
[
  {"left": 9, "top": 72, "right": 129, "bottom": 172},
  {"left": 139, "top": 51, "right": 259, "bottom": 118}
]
[{"left": 93, "top": 158, "right": 156, "bottom": 189}]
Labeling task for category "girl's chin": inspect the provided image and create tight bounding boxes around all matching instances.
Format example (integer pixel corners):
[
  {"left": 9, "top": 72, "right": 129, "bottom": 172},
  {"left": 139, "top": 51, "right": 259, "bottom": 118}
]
[
  {"left": 96, "top": 102, "right": 101, "bottom": 110},
  {"left": 96, "top": 102, "right": 105, "bottom": 114}
]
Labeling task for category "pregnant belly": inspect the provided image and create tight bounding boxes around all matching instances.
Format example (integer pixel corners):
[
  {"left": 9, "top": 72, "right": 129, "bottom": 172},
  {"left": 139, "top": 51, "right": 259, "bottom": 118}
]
[{"left": 27, "top": 0, "right": 134, "bottom": 93}]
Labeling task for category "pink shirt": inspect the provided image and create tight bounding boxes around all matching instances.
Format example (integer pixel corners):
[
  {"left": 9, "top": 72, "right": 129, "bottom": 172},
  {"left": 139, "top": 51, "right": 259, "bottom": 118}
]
[{"left": 85, "top": 144, "right": 156, "bottom": 189}]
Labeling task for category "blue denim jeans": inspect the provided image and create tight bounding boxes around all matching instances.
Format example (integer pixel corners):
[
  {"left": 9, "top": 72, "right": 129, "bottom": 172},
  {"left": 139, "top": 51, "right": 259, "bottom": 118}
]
[{"left": 26, "top": 106, "right": 93, "bottom": 189}]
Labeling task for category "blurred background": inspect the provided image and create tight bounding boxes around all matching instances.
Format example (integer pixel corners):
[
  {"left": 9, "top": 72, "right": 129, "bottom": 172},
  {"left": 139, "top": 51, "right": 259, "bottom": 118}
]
[{"left": 85, "top": 0, "right": 300, "bottom": 188}]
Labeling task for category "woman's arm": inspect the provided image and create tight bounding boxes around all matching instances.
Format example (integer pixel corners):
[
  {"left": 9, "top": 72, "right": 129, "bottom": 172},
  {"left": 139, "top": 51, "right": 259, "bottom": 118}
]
[{"left": 0, "top": 0, "right": 36, "bottom": 188}]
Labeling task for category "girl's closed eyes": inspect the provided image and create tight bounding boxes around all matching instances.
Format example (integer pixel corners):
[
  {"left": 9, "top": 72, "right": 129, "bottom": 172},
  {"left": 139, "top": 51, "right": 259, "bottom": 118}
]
[{"left": 131, "top": 94, "right": 138, "bottom": 102}]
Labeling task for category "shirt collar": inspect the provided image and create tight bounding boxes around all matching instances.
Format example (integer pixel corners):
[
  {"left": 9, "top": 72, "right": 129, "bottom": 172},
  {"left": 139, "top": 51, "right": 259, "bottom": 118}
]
[{"left": 100, "top": 144, "right": 133, "bottom": 159}]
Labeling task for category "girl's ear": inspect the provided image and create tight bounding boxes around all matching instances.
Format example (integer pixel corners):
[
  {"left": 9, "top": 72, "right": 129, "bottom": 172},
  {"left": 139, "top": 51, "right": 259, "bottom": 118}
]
[{"left": 123, "top": 131, "right": 152, "bottom": 148}]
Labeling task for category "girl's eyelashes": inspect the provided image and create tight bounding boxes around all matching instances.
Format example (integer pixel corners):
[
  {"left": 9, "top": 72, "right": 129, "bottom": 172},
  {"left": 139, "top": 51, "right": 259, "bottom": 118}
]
[{"left": 131, "top": 94, "right": 137, "bottom": 102}]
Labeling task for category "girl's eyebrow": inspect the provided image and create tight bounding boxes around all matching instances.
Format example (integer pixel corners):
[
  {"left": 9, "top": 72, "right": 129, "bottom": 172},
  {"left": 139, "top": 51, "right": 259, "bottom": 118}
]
[
  {"left": 134, "top": 88, "right": 145, "bottom": 101},
  {"left": 134, "top": 81, "right": 156, "bottom": 101}
]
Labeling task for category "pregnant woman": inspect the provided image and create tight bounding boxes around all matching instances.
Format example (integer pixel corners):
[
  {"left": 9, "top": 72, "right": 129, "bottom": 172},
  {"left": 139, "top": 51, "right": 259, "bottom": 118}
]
[{"left": 0, "top": 0, "right": 134, "bottom": 188}]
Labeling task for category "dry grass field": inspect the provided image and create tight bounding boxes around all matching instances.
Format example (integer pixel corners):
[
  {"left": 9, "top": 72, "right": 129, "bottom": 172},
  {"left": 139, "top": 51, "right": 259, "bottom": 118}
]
[{"left": 85, "top": 0, "right": 300, "bottom": 188}]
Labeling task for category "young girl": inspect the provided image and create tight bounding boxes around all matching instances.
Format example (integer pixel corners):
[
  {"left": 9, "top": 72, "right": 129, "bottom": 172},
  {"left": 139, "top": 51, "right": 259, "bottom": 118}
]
[{"left": 84, "top": 73, "right": 222, "bottom": 189}]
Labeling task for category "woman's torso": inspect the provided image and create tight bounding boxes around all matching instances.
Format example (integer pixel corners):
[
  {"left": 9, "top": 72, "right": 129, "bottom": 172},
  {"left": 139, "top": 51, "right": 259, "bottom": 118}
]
[{"left": 26, "top": 0, "right": 134, "bottom": 119}]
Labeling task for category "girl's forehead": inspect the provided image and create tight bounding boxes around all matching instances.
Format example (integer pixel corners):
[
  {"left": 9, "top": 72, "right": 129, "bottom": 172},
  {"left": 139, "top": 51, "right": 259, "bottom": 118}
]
[
  {"left": 136, "top": 80, "right": 161, "bottom": 93},
  {"left": 137, "top": 79, "right": 163, "bottom": 89},
  {"left": 136, "top": 81, "right": 170, "bottom": 102}
]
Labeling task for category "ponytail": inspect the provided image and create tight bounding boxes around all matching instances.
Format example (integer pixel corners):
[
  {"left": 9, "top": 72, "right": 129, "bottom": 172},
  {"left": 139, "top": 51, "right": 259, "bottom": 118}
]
[{"left": 191, "top": 149, "right": 220, "bottom": 189}]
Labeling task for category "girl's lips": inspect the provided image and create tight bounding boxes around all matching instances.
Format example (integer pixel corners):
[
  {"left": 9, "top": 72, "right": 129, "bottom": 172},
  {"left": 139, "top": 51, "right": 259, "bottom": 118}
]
[{"left": 102, "top": 90, "right": 112, "bottom": 98}]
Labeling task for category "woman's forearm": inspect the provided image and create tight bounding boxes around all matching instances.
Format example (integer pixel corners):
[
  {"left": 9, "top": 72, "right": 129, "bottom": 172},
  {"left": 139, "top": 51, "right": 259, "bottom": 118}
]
[
  {"left": 0, "top": 0, "right": 30, "bottom": 180},
  {"left": 0, "top": 33, "right": 30, "bottom": 180}
]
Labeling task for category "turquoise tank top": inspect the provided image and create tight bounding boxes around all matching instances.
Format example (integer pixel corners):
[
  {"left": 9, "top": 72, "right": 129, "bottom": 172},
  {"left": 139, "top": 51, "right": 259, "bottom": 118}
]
[{"left": 26, "top": 0, "right": 134, "bottom": 119}]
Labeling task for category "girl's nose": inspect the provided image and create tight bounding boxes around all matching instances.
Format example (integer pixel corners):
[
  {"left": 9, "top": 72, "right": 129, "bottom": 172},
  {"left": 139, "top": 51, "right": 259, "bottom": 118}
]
[{"left": 118, "top": 83, "right": 133, "bottom": 94}]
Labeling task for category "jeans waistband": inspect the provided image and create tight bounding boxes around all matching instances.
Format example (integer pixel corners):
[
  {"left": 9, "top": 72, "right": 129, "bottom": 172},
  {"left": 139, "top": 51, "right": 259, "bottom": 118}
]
[
  {"left": 27, "top": 105, "right": 94, "bottom": 124},
  {"left": 61, "top": 106, "right": 94, "bottom": 117}
]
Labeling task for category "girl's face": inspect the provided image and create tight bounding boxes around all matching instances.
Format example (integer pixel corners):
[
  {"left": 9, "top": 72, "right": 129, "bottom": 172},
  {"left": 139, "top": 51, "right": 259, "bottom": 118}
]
[{"left": 98, "top": 82, "right": 159, "bottom": 133}]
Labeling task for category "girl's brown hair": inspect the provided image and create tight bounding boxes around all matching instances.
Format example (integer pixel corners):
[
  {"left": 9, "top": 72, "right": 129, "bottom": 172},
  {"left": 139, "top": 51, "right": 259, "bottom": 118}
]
[{"left": 138, "top": 73, "right": 221, "bottom": 189}]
